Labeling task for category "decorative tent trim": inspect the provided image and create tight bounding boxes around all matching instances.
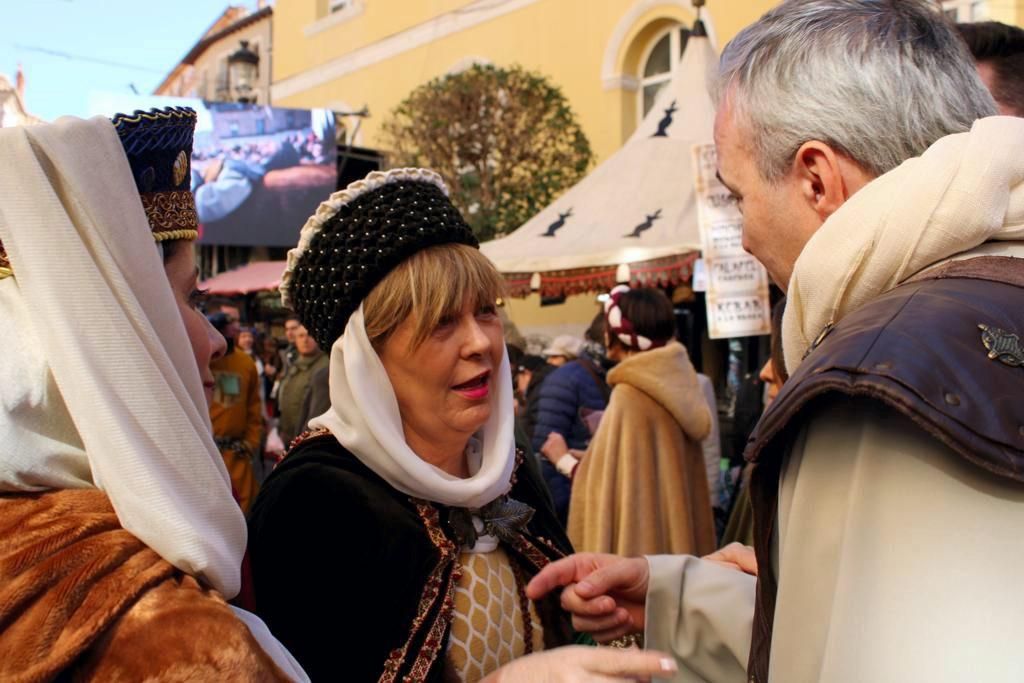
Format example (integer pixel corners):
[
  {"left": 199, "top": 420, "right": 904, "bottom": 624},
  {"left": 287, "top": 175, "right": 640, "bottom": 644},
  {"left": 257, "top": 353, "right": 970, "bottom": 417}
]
[{"left": 504, "top": 251, "right": 698, "bottom": 298}]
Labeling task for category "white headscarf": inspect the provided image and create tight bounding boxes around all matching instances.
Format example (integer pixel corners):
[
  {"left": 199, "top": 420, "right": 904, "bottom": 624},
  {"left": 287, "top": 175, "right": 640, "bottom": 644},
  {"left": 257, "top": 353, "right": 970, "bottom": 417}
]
[
  {"left": 784, "top": 116, "right": 1024, "bottom": 373},
  {"left": 0, "top": 116, "right": 245, "bottom": 597},
  {"left": 310, "top": 305, "right": 516, "bottom": 513}
]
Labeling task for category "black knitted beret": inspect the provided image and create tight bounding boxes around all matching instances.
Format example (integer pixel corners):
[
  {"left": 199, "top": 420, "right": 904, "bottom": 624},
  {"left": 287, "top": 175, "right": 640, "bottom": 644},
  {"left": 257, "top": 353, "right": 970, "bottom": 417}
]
[{"left": 282, "top": 169, "right": 479, "bottom": 350}]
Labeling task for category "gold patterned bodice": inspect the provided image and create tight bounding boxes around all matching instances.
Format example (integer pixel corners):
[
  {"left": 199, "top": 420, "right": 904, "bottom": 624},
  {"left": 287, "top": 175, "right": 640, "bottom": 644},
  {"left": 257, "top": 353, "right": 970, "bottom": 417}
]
[{"left": 444, "top": 547, "right": 544, "bottom": 681}]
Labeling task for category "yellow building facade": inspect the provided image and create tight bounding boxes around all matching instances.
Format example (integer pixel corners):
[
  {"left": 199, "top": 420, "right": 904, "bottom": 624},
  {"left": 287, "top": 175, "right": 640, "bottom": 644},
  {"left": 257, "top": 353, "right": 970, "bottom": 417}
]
[{"left": 270, "top": 0, "right": 781, "bottom": 164}]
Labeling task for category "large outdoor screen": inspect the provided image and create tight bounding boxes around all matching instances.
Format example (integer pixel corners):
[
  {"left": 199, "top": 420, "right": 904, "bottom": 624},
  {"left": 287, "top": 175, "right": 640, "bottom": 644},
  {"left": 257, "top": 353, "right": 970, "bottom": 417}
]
[
  {"left": 192, "top": 103, "right": 336, "bottom": 246},
  {"left": 89, "top": 95, "right": 337, "bottom": 247}
]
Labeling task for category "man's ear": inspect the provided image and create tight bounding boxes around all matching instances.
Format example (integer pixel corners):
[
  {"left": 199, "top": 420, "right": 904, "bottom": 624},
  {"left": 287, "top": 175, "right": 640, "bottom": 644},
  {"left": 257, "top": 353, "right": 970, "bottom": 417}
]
[{"left": 791, "top": 141, "right": 850, "bottom": 221}]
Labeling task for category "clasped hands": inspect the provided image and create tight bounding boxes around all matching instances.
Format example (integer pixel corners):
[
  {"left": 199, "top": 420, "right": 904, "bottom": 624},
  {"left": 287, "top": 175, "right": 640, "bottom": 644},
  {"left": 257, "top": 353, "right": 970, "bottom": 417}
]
[
  {"left": 481, "top": 545, "right": 756, "bottom": 680},
  {"left": 526, "top": 543, "right": 758, "bottom": 643}
]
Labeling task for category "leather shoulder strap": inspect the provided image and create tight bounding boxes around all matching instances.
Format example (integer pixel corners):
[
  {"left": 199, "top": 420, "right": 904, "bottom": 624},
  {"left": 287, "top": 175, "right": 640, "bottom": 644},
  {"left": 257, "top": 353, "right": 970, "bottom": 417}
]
[{"left": 748, "top": 262, "right": 1024, "bottom": 481}]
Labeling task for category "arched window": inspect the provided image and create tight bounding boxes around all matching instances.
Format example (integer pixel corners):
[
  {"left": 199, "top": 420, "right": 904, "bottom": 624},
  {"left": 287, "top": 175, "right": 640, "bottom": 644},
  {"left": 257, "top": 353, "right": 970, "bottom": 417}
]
[{"left": 639, "top": 25, "right": 690, "bottom": 118}]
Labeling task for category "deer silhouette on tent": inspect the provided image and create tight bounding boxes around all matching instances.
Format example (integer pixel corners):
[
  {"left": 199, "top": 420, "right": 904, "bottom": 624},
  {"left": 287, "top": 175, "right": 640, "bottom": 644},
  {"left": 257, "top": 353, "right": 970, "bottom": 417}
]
[
  {"left": 624, "top": 209, "right": 663, "bottom": 238},
  {"left": 652, "top": 101, "right": 678, "bottom": 137},
  {"left": 540, "top": 208, "right": 573, "bottom": 237}
]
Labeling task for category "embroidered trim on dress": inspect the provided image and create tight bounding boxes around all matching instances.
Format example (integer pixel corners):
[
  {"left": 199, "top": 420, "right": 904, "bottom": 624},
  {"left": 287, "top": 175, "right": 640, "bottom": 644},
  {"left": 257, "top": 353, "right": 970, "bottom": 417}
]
[
  {"left": 374, "top": 455, "right": 563, "bottom": 681},
  {"left": 287, "top": 428, "right": 331, "bottom": 453},
  {"left": 532, "top": 535, "right": 567, "bottom": 558},
  {"left": 510, "top": 560, "right": 535, "bottom": 655},
  {"left": 510, "top": 448, "right": 524, "bottom": 486},
  {"left": 380, "top": 500, "right": 459, "bottom": 683},
  {"left": 505, "top": 532, "right": 554, "bottom": 572},
  {"left": 404, "top": 570, "right": 459, "bottom": 682}
]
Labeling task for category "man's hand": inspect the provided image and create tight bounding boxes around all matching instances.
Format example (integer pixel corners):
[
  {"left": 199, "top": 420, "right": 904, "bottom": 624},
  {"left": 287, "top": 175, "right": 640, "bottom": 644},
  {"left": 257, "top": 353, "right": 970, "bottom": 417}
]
[
  {"left": 481, "top": 645, "right": 677, "bottom": 682},
  {"left": 702, "top": 543, "right": 758, "bottom": 576},
  {"left": 527, "top": 553, "right": 649, "bottom": 643}
]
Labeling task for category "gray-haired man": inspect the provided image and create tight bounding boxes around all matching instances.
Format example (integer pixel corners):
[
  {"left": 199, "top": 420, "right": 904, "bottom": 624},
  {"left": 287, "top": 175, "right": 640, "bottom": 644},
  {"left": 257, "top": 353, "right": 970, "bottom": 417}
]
[{"left": 528, "top": 2, "right": 1024, "bottom": 681}]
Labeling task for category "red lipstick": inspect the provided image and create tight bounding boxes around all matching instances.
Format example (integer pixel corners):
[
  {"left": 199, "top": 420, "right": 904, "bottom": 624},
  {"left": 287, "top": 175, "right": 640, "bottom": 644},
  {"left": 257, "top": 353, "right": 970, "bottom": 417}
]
[{"left": 451, "top": 371, "right": 490, "bottom": 401}]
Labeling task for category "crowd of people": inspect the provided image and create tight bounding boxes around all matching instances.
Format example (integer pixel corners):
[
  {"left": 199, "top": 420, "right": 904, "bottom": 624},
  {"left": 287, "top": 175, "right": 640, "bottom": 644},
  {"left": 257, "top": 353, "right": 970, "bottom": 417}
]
[
  {"left": 201, "top": 308, "right": 335, "bottom": 507},
  {"left": 1, "top": 2, "right": 1022, "bottom": 682}
]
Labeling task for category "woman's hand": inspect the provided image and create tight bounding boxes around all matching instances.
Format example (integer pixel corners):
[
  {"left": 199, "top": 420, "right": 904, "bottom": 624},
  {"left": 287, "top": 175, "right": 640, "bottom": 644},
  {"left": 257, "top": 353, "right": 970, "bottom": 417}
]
[
  {"left": 540, "top": 432, "right": 570, "bottom": 466},
  {"left": 527, "top": 553, "right": 649, "bottom": 643},
  {"left": 702, "top": 543, "right": 758, "bottom": 576},
  {"left": 481, "top": 646, "right": 677, "bottom": 682}
]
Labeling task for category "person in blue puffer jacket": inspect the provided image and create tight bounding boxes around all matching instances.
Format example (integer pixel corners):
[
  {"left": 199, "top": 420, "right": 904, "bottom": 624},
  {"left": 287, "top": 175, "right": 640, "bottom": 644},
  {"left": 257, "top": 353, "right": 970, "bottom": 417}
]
[{"left": 531, "top": 319, "right": 610, "bottom": 525}]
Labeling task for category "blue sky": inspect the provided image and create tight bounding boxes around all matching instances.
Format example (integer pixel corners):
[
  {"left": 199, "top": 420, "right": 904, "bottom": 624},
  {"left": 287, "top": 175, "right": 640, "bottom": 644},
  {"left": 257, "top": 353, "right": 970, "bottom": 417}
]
[{"left": 0, "top": 0, "right": 238, "bottom": 122}]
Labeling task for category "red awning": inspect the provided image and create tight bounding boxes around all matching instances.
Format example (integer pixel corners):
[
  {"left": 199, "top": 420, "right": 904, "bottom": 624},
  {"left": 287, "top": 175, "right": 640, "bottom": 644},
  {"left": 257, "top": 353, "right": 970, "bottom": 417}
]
[{"left": 199, "top": 260, "right": 287, "bottom": 296}]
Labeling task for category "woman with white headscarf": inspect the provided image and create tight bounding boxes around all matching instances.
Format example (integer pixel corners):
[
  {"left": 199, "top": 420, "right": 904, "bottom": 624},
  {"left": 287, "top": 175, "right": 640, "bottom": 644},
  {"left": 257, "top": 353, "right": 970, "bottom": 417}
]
[
  {"left": 0, "top": 108, "right": 304, "bottom": 681},
  {"left": 247, "top": 169, "right": 679, "bottom": 682}
]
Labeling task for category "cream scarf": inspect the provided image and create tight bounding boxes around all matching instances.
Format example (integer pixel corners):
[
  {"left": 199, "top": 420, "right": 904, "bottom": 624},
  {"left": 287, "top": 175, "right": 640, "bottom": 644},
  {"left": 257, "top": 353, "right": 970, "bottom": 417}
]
[
  {"left": 0, "top": 117, "right": 246, "bottom": 597},
  {"left": 309, "top": 305, "right": 516, "bottom": 524},
  {"left": 784, "top": 116, "right": 1024, "bottom": 373}
]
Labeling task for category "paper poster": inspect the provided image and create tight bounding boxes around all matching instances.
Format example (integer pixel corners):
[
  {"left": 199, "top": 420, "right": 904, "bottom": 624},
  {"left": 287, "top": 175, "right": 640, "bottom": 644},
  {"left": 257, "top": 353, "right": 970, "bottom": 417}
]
[{"left": 692, "top": 143, "right": 770, "bottom": 339}]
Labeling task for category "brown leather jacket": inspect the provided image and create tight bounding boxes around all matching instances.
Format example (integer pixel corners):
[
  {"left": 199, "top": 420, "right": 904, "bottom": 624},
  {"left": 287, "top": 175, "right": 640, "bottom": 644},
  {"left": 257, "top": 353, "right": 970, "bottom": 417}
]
[{"left": 743, "top": 256, "right": 1024, "bottom": 682}]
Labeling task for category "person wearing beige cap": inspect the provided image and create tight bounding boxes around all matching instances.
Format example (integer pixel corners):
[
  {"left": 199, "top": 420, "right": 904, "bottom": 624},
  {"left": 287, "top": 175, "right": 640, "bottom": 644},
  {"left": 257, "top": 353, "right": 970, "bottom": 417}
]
[{"left": 541, "top": 334, "right": 584, "bottom": 366}]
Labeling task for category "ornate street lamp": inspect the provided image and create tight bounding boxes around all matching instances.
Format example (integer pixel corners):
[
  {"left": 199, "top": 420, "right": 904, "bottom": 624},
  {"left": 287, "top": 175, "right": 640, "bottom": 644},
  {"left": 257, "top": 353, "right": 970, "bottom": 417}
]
[{"left": 228, "top": 40, "right": 259, "bottom": 104}]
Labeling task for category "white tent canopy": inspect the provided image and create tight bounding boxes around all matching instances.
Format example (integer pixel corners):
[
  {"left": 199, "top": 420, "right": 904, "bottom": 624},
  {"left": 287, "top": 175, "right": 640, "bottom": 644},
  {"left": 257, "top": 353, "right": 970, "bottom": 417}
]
[{"left": 481, "top": 21, "right": 718, "bottom": 297}]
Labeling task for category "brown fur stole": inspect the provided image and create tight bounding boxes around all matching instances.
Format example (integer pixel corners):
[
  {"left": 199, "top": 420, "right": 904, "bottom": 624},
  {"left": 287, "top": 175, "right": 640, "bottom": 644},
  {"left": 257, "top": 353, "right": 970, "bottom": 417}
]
[{"left": 0, "top": 489, "right": 289, "bottom": 682}]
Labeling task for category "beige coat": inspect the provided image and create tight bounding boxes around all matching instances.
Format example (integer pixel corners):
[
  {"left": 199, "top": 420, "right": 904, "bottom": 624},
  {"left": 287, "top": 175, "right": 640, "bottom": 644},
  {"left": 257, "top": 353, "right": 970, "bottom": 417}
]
[
  {"left": 645, "top": 398, "right": 1024, "bottom": 683},
  {"left": 568, "top": 342, "right": 715, "bottom": 557}
]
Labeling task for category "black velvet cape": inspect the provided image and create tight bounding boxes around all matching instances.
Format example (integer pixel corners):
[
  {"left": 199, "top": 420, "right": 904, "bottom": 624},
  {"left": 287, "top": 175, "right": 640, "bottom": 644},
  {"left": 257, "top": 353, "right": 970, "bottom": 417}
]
[{"left": 247, "top": 431, "right": 575, "bottom": 682}]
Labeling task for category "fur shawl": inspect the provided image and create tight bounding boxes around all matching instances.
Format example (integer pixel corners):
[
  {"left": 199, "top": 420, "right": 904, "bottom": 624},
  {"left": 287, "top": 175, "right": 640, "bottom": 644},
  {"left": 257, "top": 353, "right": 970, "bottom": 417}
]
[
  {"left": 568, "top": 342, "right": 716, "bottom": 556},
  {"left": 0, "top": 489, "right": 288, "bottom": 682}
]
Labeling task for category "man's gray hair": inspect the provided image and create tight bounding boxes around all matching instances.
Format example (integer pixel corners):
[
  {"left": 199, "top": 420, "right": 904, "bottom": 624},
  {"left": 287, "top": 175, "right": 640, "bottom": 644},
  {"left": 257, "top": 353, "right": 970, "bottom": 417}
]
[{"left": 716, "top": 0, "right": 998, "bottom": 181}]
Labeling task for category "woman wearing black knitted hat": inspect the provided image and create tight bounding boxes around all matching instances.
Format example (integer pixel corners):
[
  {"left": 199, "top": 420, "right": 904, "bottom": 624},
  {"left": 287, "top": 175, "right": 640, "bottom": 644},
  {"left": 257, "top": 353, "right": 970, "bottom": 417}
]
[{"left": 247, "top": 169, "right": 677, "bottom": 681}]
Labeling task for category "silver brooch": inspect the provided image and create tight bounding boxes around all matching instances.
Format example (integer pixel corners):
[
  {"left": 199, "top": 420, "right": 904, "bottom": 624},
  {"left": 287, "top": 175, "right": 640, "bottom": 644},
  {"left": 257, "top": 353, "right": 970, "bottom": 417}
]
[
  {"left": 978, "top": 323, "right": 1024, "bottom": 368},
  {"left": 449, "top": 496, "right": 534, "bottom": 549}
]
